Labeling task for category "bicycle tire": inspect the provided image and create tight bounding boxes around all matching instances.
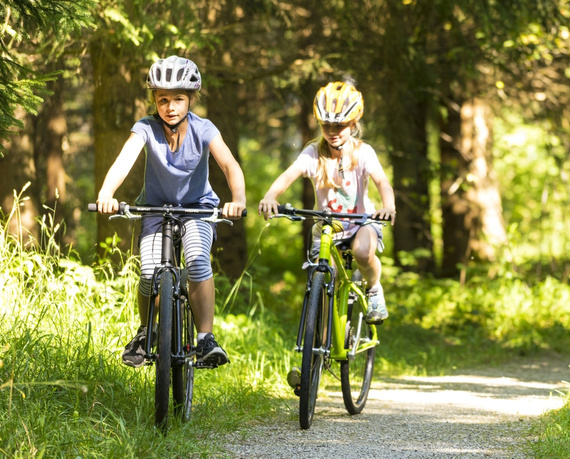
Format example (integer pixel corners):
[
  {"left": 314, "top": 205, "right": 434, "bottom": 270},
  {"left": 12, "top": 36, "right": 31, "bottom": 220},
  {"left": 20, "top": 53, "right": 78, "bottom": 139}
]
[
  {"left": 173, "top": 291, "right": 195, "bottom": 420},
  {"left": 155, "top": 271, "right": 174, "bottom": 430},
  {"left": 299, "top": 270, "right": 327, "bottom": 429},
  {"left": 340, "top": 291, "right": 375, "bottom": 415}
]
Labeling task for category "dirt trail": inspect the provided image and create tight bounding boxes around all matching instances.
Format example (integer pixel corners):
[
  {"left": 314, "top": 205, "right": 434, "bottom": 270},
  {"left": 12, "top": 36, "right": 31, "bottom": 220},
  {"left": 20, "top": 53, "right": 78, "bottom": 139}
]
[{"left": 224, "top": 354, "right": 569, "bottom": 458}]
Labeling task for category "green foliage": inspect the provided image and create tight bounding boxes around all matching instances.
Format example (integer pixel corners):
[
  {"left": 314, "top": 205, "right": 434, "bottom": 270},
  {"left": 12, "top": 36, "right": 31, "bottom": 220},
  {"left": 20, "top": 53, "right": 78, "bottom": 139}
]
[
  {"left": 0, "top": 67, "right": 52, "bottom": 156},
  {"left": 0, "top": 0, "right": 96, "bottom": 156},
  {"left": 494, "top": 111, "right": 570, "bottom": 265},
  {"left": 240, "top": 136, "right": 306, "bottom": 273}
]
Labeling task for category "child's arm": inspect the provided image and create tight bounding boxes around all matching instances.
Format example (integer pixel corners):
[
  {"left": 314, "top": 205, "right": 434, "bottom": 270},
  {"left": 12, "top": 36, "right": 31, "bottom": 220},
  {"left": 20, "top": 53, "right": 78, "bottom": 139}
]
[
  {"left": 97, "top": 132, "right": 145, "bottom": 214},
  {"left": 209, "top": 134, "right": 247, "bottom": 218},
  {"left": 258, "top": 163, "right": 303, "bottom": 220},
  {"left": 370, "top": 167, "right": 396, "bottom": 225}
]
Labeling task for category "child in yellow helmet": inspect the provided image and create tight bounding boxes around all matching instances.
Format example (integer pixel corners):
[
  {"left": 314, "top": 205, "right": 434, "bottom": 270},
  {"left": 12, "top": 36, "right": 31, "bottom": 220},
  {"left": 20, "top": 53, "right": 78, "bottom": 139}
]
[{"left": 258, "top": 81, "right": 396, "bottom": 323}]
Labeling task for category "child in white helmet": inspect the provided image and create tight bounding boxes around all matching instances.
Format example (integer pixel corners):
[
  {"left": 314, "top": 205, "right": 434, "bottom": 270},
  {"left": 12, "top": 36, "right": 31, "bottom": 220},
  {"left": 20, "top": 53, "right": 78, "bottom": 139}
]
[
  {"left": 97, "top": 55, "right": 246, "bottom": 367},
  {"left": 258, "top": 81, "right": 395, "bottom": 324}
]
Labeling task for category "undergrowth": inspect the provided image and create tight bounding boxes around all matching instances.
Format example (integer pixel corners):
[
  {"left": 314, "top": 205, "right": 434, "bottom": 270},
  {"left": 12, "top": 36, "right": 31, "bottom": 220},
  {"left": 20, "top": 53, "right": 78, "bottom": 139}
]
[{"left": 1, "top": 201, "right": 570, "bottom": 456}]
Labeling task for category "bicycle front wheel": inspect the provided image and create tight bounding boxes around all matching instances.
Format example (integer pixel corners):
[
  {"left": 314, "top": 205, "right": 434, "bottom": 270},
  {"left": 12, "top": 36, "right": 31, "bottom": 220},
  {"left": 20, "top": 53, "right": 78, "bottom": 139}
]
[
  {"left": 173, "top": 283, "right": 194, "bottom": 420},
  {"left": 299, "top": 271, "right": 327, "bottom": 430},
  {"left": 155, "top": 271, "right": 174, "bottom": 430},
  {"left": 340, "top": 293, "right": 375, "bottom": 415}
]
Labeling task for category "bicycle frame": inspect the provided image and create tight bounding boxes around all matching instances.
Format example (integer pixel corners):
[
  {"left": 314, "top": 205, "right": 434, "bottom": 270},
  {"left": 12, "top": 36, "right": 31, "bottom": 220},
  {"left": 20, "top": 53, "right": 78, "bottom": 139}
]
[
  {"left": 294, "top": 218, "right": 379, "bottom": 363},
  {"left": 144, "top": 213, "right": 187, "bottom": 366}
]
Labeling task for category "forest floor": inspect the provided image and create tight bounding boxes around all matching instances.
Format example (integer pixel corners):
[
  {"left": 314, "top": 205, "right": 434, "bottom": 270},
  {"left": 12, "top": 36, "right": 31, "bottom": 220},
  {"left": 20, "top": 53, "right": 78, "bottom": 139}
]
[{"left": 223, "top": 352, "right": 569, "bottom": 458}]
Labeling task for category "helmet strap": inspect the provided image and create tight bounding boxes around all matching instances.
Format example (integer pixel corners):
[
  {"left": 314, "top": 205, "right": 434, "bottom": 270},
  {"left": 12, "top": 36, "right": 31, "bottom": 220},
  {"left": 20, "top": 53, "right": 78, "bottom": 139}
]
[
  {"left": 161, "top": 116, "right": 186, "bottom": 133},
  {"left": 156, "top": 114, "right": 187, "bottom": 152},
  {"left": 328, "top": 142, "right": 344, "bottom": 151}
]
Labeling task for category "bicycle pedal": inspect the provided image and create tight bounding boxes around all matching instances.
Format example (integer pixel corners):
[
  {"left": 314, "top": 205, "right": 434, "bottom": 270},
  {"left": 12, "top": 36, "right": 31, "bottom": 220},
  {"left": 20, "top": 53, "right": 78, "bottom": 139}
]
[
  {"left": 293, "top": 384, "right": 301, "bottom": 397},
  {"left": 194, "top": 361, "right": 218, "bottom": 369},
  {"left": 287, "top": 366, "right": 301, "bottom": 388}
]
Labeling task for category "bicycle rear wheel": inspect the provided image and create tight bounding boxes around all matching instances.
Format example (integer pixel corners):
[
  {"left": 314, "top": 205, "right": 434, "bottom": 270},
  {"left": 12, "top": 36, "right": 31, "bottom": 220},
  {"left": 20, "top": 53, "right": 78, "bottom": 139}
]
[
  {"left": 155, "top": 271, "right": 174, "bottom": 430},
  {"left": 340, "top": 292, "right": 375, "bottom": 415},
  {"left": 173, "top": 282, "right": 195, "bottom": 420},
  {"left": 299, "top": 271, "right": 327, "bottom": 430}
]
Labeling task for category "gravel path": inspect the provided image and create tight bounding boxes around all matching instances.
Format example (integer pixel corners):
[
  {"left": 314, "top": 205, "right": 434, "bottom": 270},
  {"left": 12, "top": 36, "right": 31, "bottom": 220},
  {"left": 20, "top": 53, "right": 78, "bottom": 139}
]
[{"left": 223, "top": 354, "right": 568, "bottom": 458}]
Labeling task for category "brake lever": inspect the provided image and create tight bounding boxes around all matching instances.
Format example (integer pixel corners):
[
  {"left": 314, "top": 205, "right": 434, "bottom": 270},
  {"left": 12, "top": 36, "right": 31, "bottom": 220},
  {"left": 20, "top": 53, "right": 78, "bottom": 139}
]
[
  {"left": 108, "top": 206, "right": 141, "bottom": 220},
  {"left": 215, "top": 218, "right": 234, "bottom": 226}
]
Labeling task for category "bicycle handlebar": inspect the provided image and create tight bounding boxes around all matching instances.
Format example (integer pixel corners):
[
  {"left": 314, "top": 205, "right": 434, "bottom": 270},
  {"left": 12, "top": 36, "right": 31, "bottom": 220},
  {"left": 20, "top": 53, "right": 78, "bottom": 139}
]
[
  {"left": 276, "top": 203, "right": 391, "bottom": 223},
  {"left": 88, "top": 202, "right": 247, "bottom": 218}
]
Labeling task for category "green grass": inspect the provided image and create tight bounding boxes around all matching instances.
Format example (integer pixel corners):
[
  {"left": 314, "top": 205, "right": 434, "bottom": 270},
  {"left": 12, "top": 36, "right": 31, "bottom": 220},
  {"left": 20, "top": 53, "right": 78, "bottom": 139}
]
[
  {"left": 531, "top": 390, "right": 570, "bottom": 458},
  {"left": 0, "top": 211, "right": 296, "bottom": 457},
  {"left": 2, "top": 202, "right": 570, "bottom": 456}
]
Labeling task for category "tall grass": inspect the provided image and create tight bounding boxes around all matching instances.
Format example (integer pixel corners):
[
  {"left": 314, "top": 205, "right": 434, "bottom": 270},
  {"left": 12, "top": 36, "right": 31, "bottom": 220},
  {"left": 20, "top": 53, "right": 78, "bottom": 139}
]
[
  {"left": 2, "top": 197, "right": 570, "bottom": 455},
  {"left": 0, "top": 206, "right": 296, "bottom": 457},
  {"left": 531, "top": 388, "right": 570, "bottom": 457}
]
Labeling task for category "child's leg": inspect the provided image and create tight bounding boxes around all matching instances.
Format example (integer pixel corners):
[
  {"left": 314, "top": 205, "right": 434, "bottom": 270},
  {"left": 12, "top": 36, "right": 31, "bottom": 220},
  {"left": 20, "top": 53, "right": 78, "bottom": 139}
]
[
  {"left": 182, "top": 219, "right": 216, "bottom": 333},
  {"left": 187, "top": 277, "right": 215, "bottom": 334},
  {"left": 352, "top": 225, "right": 387, "bottom": 323},
  {"left": 351, "top": 225, "right": 381, "bottom": 288},
  {"left": 137, "top": 289, "right": 151, "bottom": 327},
  {"left": 138, "top": 232, "right": 162, "bottom": 327},
  {"left": 182, "top": 219, "right": 228, "bottom": 364}
]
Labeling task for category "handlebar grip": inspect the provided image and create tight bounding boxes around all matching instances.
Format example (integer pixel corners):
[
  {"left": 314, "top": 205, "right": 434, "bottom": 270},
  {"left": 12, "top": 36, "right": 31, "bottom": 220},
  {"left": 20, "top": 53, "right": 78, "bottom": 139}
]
[
  {"left": 276, "top": 203, "right": 294, "bottom": 214},
  {"left": 241, "top": 209, "right": 247, "bottom": 217},
  {"left": 88, "top": 203, "right": 98, "bottom": 212}
]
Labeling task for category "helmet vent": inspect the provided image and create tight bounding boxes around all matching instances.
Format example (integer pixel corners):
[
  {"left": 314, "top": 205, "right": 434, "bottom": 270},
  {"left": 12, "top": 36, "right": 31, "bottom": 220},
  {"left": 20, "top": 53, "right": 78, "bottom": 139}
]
[
  {"left": 147, "top": 56, "right": 202, "bottom": 91},
  {"left": 313, "top": 81, "right": 363, "bottom": 124}
]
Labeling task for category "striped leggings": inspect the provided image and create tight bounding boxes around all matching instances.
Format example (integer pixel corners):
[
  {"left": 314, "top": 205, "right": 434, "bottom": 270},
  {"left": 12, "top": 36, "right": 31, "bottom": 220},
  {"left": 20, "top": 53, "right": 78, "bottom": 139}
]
[{"left": 138, "top": 219, "right": 214, "bottom": 297}]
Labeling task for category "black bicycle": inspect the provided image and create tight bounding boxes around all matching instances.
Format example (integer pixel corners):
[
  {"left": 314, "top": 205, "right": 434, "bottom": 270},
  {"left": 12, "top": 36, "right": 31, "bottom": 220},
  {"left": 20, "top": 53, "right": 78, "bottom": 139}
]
[{"left": 88, "top": 202, "right": 245, "bottom": 431}]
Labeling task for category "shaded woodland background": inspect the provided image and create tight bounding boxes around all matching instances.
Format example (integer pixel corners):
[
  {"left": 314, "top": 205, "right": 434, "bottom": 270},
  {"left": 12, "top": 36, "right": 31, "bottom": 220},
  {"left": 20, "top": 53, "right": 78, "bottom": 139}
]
[{"left": 1, "top": 0, "right": 569, "bottom": 281}]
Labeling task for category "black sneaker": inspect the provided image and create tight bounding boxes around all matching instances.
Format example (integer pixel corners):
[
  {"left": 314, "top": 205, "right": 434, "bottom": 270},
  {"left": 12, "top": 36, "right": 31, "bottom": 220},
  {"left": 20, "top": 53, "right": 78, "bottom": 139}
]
[
  {"left": 196, "top": 333, "right": 229, "bottom": 366},
  {"left": 122, "top": 326, "right": 148, "bottom": 368}
]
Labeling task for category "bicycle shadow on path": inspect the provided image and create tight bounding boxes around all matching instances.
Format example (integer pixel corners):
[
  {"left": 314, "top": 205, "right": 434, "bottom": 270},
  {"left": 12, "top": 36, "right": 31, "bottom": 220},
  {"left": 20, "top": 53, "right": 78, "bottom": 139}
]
[{"left": 224, "top": 354, "right": 569, "bottom": 458}]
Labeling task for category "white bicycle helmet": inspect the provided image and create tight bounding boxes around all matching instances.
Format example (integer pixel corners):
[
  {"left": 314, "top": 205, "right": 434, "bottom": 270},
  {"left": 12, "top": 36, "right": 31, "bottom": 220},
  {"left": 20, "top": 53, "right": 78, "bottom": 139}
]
[{"left": 147, "top": 55, "right": 201, "bottom": 91}]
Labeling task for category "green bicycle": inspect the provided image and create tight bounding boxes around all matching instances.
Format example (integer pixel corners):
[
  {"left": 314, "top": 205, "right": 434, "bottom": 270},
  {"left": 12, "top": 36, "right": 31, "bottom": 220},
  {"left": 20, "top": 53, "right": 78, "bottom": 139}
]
[{"left": 275, "top": 203, "right": 390, "bottom": 429}]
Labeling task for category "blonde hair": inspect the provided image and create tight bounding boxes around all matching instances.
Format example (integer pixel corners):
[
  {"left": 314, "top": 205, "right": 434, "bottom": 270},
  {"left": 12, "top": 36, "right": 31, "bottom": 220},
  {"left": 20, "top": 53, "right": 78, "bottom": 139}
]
[{"left": 313, "top": 123, "right": 363, "bottom": 190}]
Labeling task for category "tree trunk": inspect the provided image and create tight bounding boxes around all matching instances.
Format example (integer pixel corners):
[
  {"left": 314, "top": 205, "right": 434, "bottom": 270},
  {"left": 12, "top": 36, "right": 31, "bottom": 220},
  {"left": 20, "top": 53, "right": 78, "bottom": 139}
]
[
  {"left": 33, "top": 65, "right": 68, "bottom": 231},
  {"left": 379, "top": 1, "right": 435, "bottom": 273},
  {"left": 90, "top": 40, "right": 146, "bottom": 259},
  {"left": 387, "top": 98, "right": 435, "bottom": 273},
  {"left": 206, "top": 81, "right": 248, "bottom": 278},
  {"left": 0, "top": 107, "right": 40, "bottom": 243},
  {"left": 440, "top": 97, "right": 470, "bottom": 276},
  {"left": 440, "top": 96, "right": 506, "bottom": 277}
]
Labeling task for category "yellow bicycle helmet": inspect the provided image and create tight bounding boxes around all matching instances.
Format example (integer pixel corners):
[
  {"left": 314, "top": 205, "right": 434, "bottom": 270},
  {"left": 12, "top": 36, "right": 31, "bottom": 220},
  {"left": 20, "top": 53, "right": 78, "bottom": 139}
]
[{"left": 313, "top": 82, "right": 364, "bottom": 124}]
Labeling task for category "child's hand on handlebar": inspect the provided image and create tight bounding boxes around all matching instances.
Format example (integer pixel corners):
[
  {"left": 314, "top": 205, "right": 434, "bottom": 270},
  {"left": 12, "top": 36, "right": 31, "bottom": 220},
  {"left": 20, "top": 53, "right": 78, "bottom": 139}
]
[
  {"left": 222, "top": 201, "right": 246, "bottom": 219},
  {"left": 96, "top": 197, "right": 119, "bottom": 214},
  {"left": 258, "top": 197, "right": 280, "bottom": 221},
  {"left": 373, "top": 208, "right": 396, "bottom": 225}
]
